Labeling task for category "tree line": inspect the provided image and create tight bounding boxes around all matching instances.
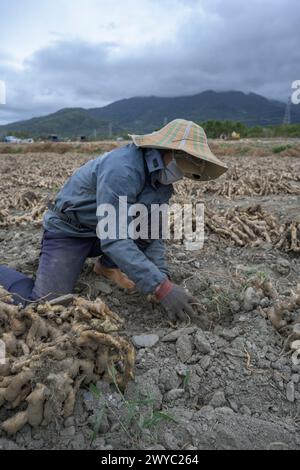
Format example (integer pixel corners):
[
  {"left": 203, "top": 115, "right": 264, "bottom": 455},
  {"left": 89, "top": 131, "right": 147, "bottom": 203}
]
[{"left": 199, "top": 120, "right": 300, "bottom": 138}]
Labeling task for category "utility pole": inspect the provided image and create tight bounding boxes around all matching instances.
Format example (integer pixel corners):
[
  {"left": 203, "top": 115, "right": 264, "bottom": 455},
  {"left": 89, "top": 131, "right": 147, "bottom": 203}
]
[{"left": 283, "top": 96, "right": 291, "bottom": 125}]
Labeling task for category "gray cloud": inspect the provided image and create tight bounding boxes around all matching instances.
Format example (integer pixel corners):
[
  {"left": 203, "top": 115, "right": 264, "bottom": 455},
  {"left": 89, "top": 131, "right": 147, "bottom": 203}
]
[{"left": 0, "top": 0, "right": 299, "bottom": 124}]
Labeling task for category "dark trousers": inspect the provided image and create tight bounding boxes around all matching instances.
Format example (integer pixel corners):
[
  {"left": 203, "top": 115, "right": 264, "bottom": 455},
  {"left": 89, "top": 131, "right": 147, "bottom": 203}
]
[{"left": 0, "top": 231, "right": 146, "bottom": 305}]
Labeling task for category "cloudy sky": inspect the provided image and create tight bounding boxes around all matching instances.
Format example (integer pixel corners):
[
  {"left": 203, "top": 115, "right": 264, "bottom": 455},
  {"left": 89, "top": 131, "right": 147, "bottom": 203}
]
[{"left": 0, "top": 0, "right": 298, "bottom": 124}]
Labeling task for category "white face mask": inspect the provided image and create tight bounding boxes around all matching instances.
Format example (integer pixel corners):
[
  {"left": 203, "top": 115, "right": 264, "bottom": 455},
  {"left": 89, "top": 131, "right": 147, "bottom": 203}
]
[{"left": 157, "top": 158, "right": 184, "bottom": 185}]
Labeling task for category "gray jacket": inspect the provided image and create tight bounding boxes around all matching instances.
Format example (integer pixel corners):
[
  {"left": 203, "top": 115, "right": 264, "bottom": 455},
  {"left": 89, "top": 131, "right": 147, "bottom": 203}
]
[{"left": 44, "top": 144, "right": 174, "bottom": 293}]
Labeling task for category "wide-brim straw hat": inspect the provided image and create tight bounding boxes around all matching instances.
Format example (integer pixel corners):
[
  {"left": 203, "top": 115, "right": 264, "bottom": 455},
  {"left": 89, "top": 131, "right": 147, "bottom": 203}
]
[{"left": 129, "top": 119, "right": 228, "bottom": 181}]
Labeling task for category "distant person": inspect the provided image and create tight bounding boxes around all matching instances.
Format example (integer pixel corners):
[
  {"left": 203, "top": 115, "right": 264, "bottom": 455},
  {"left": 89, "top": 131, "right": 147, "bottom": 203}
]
[{"left": 0, "top": 119, "right": 227, "bottom": 322}]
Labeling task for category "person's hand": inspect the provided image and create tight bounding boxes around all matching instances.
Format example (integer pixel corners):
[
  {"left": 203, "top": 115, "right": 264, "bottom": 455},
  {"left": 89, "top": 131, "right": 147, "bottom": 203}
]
[{"left": 154, "top": 279, "right": 197, "bottom": 322}]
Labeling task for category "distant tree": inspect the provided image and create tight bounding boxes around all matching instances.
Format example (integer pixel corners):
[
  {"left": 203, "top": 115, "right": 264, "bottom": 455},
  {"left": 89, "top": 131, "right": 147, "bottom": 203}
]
[
  {"left": 199, "top": 121, "right": 300, "bottom": 138},
  {"left": 9, "top": 131, "right": 31, "bottom": 139},
  {"left": 247, "top": 126, "right": 265, "bottom": 137},
  {"left": 200, "top": 120, "right": 248, "bottom": 138}
]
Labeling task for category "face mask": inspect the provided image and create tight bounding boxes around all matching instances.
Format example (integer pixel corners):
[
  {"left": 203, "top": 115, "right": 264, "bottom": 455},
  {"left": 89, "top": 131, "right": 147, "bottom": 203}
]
[{"left": 157, "top": 158, "right": 184, "bottom": 185}]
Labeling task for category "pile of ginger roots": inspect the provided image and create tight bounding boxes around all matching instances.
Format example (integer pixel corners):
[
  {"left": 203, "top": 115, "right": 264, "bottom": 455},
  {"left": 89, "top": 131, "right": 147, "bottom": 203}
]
[{"left": 0, "top": 288, "right": 135, "bottom": 435}]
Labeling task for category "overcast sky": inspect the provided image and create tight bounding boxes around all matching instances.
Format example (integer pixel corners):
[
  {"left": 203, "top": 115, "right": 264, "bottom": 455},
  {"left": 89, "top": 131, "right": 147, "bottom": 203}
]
[{"left": 0, "top": 0, "right": 299, "bottom": 124}]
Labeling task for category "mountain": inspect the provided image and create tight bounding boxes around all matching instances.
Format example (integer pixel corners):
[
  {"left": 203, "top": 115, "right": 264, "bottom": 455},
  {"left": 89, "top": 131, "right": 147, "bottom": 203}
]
[
  {"left": 0, "top": 108, "right": 123, "bottom": 139},
  {"left": 89, "top": 91, "right": 300, "bottom": 132},
  {"left": 1, "top": 90, "right": 299, "bottom": 138}
]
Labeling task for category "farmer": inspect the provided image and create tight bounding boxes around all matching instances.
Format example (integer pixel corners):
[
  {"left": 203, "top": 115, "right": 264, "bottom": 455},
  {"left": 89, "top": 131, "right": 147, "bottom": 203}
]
[{"left": 0, "top": 119, "right": 227, "bottom": 321}]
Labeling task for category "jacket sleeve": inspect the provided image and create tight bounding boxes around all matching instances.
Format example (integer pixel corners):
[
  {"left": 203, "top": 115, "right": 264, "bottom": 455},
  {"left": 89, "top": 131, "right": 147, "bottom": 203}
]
[
  {"left": 96, "top": 162, "right": 167, "bottom": 294},
  {"left": 143, "top": 239, "right": 170, "bottom": 278}
]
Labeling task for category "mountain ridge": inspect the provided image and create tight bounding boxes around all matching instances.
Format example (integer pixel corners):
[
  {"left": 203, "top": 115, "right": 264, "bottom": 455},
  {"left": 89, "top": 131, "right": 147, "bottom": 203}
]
[{"left": 0, "top": 90, "right": 299, "bottom": 138}]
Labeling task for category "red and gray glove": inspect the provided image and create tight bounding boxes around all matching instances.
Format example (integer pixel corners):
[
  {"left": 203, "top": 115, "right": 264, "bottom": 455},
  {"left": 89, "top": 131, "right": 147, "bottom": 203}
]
[{"left": 155, "top": 279, "right": 197, "bottom": 322}]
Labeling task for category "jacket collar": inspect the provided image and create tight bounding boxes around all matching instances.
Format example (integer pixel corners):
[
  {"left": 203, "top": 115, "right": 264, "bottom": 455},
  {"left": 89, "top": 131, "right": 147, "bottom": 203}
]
[
  {"left": 143, "top": 148, "right": 165, "bottom": 188},
  {"left": 144, "top": 148, "right": 165, "bottom": 173}
]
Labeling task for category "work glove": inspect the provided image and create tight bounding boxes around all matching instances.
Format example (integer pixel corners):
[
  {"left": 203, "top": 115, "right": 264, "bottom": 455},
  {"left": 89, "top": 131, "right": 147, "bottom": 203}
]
[{"left": 154, "top": 279, "right": 197, "bottom": 322}]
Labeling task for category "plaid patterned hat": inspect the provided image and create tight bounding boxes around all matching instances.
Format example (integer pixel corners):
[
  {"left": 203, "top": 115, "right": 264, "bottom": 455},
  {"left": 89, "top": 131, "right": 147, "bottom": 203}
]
[{"left": 129, "top": 119, "right": 228, "bottom": 181}]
